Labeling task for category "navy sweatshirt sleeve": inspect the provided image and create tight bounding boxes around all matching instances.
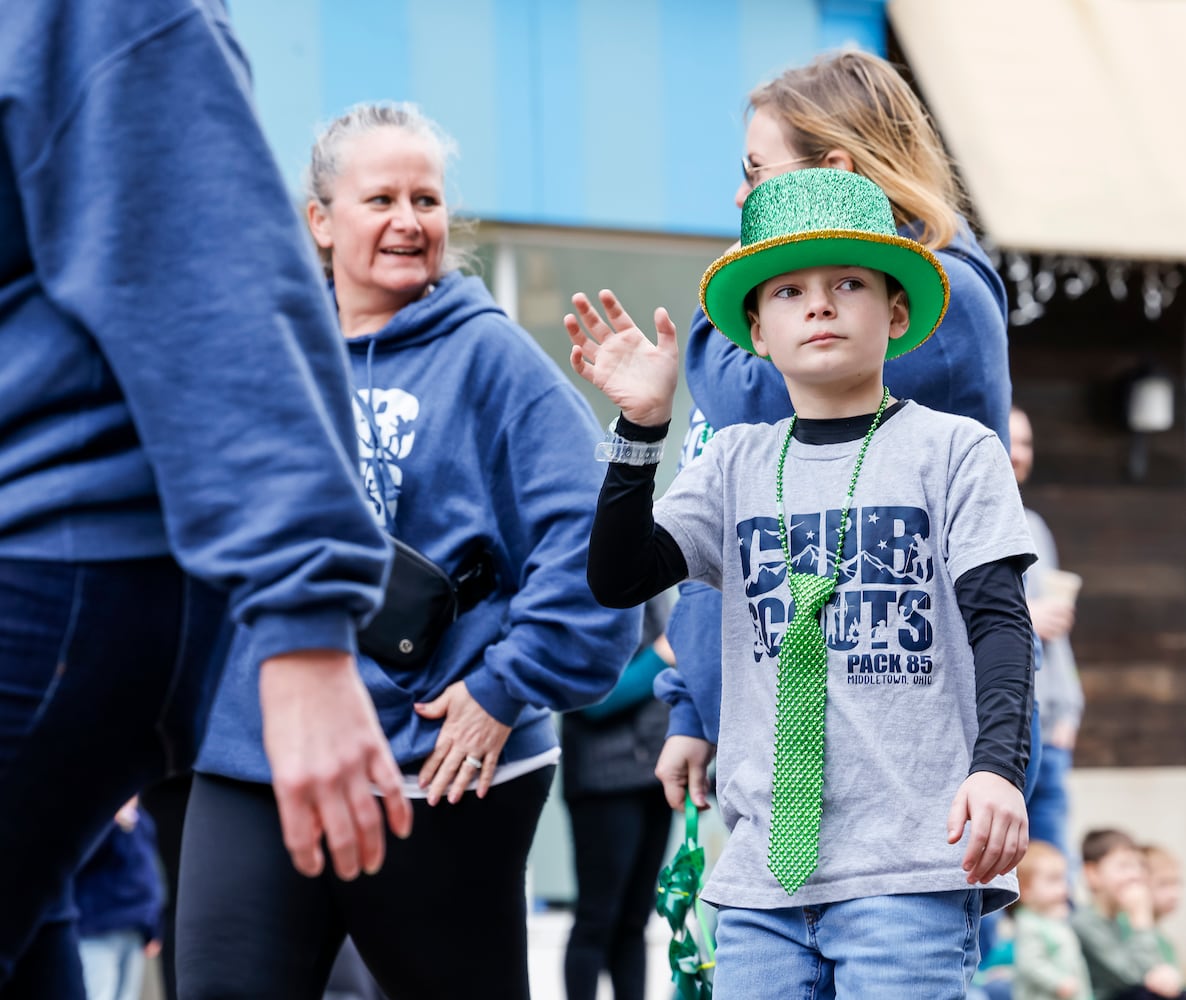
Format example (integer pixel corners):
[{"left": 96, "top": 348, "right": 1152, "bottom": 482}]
[
  {"left": 0, "top": 1, "right": 390, "bottom": 662},
  {"left": 464, "top": 379, "right": 644, "bottom": 724}
]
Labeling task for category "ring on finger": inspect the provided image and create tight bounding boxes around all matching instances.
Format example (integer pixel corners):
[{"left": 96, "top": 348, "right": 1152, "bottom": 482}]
[{"left": 464, "top": 754, "right": 483, "bottom": 770}]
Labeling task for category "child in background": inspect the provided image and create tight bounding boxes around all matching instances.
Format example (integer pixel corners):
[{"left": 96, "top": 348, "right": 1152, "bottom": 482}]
[
  {"left": 1013, "top": 840, "right": 1092, "bottom": 1000},
  {"left": 75, "top": 799, "right": 163, "bottom": 1000},
  {"left": 1072, "top": 829, "right": 1184, "bottom": 1000},
  {"left": 1141, "top": 845, "right": 1183, "bottom": 971}
]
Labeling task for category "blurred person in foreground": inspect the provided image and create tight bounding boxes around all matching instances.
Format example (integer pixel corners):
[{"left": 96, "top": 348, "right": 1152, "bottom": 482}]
[{"left": 0, "top": 2, "right": 411, "bottom": 994}]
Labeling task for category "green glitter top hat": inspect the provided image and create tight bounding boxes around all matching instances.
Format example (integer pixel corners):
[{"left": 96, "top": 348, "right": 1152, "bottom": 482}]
[{"left": 700, "top": 169, "right": 950, "bottom": 360}]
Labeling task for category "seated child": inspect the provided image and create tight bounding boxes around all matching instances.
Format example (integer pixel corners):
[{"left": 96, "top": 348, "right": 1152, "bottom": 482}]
[
  {"left": 1141, "top": 844, "right": 1182, "bottom": 970},
  {"left": 1013, "top": 840, "right": 1092, "bottom": 1000},
  {"left": 1072, "top": 828, "right": 1184, "bottom": 1000},
  {"left": 565, "top": 167, "right": 1036, "bottom": 999}
]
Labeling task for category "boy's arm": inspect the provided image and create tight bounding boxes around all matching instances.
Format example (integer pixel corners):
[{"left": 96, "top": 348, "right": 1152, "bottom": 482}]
[
  {"left": 946, "top": 556, "right": 1033, "bottom": 883},
  {"left": 586, "top": 416, "right": 689, "bottom": 606},
  {"left": 566, "top": 289, "right": 687, "bottom": 608},
  {"left": 957, "top": 557, "right": 1034, "bottom": 786}
]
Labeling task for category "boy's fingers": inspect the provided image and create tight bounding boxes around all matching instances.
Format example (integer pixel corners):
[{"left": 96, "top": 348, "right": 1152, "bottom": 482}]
[
  {"left": 654, "top": 307, "right": 678, "bottom": 343},
  {"left": 687, "top": 763, "right": 710, "bottom": 809},
  {"left": 571, "top": 292, "right": 612, "bottom": 337},
  {"left": 659, "top": 772, "right": 686, "bottom": 810},
  {"left": 946, "top": 787, "right": 968, "bottom": 844},
  {"left": 597, "top": 289, "right": 639, "bottom": 334}
]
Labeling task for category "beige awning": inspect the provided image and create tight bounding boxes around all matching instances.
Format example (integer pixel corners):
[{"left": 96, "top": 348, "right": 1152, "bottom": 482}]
[{"left": 887, "top": 0, "right": 1186, "bottom": 260}]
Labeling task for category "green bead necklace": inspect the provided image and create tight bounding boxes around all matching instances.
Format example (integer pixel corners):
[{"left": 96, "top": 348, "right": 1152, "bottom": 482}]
[
  {"left": 767, "top": 385, "right": 890, "bottom": 894},
  {"left": 774, "top": 385, "right": 891, "bottom": 586}
]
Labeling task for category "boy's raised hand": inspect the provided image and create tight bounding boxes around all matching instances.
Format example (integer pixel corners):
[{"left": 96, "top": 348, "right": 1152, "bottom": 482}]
[
  {"left": 565, "top": 289, "right": 679, "bottom": 427},
  {"left": 946, "top": 770, "right": 1028, "bottom": 885}
]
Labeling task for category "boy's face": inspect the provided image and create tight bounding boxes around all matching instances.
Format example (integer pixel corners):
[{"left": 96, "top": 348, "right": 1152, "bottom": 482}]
[
  {"left": 1022, "top": 853, "right": 1071, "bottom": 918},
  {"left": 748, "top": 265, "right": 909, "bottom": 392},
  {"left": 1084, "top": 845, "right": 1147, "bottom": 913},
  {"left": 1146, "top": 855, "right": 1182, "bottom": 920}
]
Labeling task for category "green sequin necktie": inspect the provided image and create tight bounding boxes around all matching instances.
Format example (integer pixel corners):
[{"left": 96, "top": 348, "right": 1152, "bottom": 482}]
[{"left": 768, "top": 387, "right": 890, "bottom": 895}]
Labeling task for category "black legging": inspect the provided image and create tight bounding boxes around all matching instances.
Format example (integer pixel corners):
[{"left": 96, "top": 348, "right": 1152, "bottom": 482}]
[
  {"left": 563, "top": 786, "right": 673, "bottom": 1000},
  {"left": 176, "top": 767, "right": 554, "bottom": 1000}
]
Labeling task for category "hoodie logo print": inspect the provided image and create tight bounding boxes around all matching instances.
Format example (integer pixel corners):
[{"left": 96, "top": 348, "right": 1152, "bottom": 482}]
[{"left": 352, "top": 387, "right": 419, "bottom": 526}]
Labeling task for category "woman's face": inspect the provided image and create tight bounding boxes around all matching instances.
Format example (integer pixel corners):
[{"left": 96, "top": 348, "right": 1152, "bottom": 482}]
[
  {"left": 308, "top": 126, "right": 448, "bottom": 319},
  {"left": 736, "top": 106, "right": 808, "bottom": 210}
]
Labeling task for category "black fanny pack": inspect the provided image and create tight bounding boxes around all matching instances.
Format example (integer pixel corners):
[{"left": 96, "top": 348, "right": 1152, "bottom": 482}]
[{"left": 357, "top": 539, "right": 497, "bottom": 672}]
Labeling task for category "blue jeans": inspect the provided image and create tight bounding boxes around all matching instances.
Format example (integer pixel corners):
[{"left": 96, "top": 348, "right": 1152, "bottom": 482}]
[
  {"left": 79, "top": 929, "right": 147, "bottom": 1000},
  {"left": 1027, "top": 743, "right": 1072, "bottom": 860},
  {"left": 0, "top": 557, "right": 229, "bottom": 994},
  {"left": 712, "top": 890, "right": 982, "bottom": 999}
]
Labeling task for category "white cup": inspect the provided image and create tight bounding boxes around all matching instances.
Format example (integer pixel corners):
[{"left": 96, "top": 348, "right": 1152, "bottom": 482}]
[{"left": 1042, "top": 568, "right": 1082, "bottom": 607}]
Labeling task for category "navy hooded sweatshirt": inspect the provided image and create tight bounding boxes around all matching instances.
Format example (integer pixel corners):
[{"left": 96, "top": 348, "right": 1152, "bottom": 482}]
[
  {"left": 198, "top": 272, "right": 643, "bottom": 779},
  {"left": 662, "top": 222, "right": 1011, "bottom": 742},
  {"left": 0, "top": 0, "right": 389, "bottom": 660}
]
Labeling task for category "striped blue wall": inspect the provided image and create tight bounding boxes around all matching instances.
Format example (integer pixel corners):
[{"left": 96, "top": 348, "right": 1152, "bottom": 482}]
[{"left": 229, "top": 0, "right": 886, "bottom": 236}]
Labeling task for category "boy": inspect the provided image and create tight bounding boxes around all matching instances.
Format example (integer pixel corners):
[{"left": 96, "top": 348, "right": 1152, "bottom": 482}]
[
  {"left": 1013, "top": 840, "right": 1092, "bottom": 1000},
  {"left": 565, "top": 168, "right": 1036, "bottom": 998},
  {"left": 1073, "top": 829, "right": 1185, "bottom": 999}
]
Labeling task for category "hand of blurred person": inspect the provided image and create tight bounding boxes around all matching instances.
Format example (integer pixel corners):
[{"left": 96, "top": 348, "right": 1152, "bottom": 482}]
[
  {"left": 414, "top": 680, "right": 512, "bottom": 805},
  {"left": 1048, "top": 719, "right": 1078, "bottom": 750},
  {"left": 947, "top": 771, "right": 1028, "bottom": 884},
  {"left": 1054, "top": 976, "right": 1082, "bottom": 999},
  {"left": 1144, "top": 962, "right": 1184, "bottom": 997},
  {"left": 655, "top": 735, "right": 715, "bottom": 811},
  {"left": 114, "top": 796, "right": 140, "bottom": 832},
  {"left": 1028, "top": 596, "right": 1075, "bottom": 642},
  {"left": 260, "top": 650, "right": 412, "bottom": 880},
  {"left": 1116, "top": 876, "right": 1156, "bottom": 929}
]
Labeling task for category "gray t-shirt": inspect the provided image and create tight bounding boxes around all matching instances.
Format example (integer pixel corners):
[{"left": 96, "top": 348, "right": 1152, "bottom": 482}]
[{"left": 655, "top": 401, "right": 1034, "bottom": 912}]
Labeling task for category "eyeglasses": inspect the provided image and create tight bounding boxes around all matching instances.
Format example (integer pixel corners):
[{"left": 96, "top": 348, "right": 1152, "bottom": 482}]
[{"left": 741, "top": 153, "right": 816, "bottom": 187}]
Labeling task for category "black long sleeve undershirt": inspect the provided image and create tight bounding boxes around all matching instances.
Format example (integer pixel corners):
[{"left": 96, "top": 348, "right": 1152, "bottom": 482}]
[{"left": 587, "top": 406, "right": 1033, "bottom": 787}]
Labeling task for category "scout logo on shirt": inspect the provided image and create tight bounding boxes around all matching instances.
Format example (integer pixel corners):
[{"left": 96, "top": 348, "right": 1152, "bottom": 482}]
[
  {"left": 352, "top": 387, "right": 419, "bottom": 527},
  {"left": 739, "top": 506, "right": 936, "bottom": 683}
]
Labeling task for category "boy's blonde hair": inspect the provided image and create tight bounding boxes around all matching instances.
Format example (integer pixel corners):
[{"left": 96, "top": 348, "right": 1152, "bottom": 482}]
[
  {"left": 748, "top": 50, "right": 963, "bottom": 249},
  {"left": 1017, "top": 839, "right": 1066, "bottom": 895},
  {"left": 1142, "top": 843, "right": 1180, "bottom": 871}
]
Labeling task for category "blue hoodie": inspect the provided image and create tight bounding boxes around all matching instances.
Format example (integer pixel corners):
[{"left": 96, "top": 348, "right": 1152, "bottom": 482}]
[
  {"left": 0, "top": 0, "right": 389, "bottom": 661},
  {"left": 75, "top": 817, "right": 163, "bottom": 945},
  {"left": 662, "top": 222, "right": 1011, "bottom": 741},
  {"left": 198, "top": 272, "right": 643, "bottom": 778}
]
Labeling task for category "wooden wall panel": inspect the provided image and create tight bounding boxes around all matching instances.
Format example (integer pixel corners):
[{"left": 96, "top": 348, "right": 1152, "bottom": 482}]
[{"left": 1011, "top": 275, "right": 1186, "bottom": 764}]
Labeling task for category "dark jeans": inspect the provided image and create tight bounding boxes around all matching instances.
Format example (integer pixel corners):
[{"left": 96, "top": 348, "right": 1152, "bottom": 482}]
[
  {"left": 564, "top": 786, "right": 673, "bottom": 1000},
  {"left": 176, "top": 766, "right": 555, "bottom": 1000},
  {"left": 0, "top": 557, "right": 229, "bottom": 996}
]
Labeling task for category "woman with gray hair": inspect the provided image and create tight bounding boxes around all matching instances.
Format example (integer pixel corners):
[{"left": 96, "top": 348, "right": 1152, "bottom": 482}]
[{"left": 175, "top": 101, "right": 641, "bottom": 999}]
